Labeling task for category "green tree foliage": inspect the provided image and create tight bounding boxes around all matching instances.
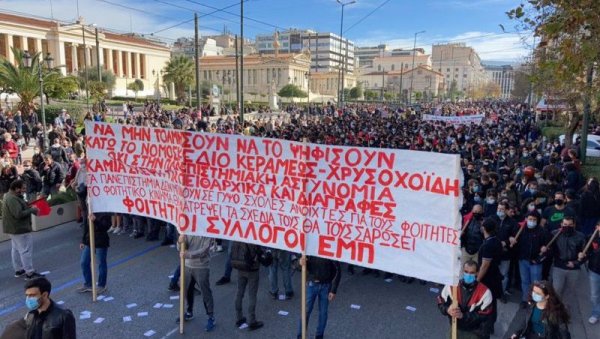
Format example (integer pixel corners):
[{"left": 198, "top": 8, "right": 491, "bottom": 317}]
[
  {"left": 348, "top": 86, "right": 363, "bottom": 99},
  {"left": 364, "top": 89, "right": 378, "bottom": 101},
  {"left": 278, "top": 84, "right": 307, "bottom": 99},
  {"left": 127, "top": 79, "right": 144, "bottom": 98},
  {"left": 508, "top": 0, "right": 600, "bottom": 149},
  {"left": 163, "top": 55, "right": 194, "bottom": 104},
  {"left": 45, "top": 75, "right": 79, "bottom": 101},
  {"left": 0, "top": 48, "right": 62, "bottom": 115},
  {"left": 77, "top": 66, "right": 116, "bottom": 90}
]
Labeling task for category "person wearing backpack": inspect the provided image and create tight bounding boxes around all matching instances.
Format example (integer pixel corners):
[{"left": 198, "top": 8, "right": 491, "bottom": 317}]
[{"left": 230, "top": 241, "right": 264, "bottom": 331}]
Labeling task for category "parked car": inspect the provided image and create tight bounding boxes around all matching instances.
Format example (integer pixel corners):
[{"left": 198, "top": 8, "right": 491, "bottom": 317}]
[{"left": 559, "top": 134, "right": 600, "bottom": 157}]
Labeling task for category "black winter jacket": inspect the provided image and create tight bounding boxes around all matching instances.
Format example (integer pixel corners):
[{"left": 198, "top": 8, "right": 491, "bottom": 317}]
[
  {"left": 513, "top": 304, "right": 571, "bottom": 339},
  {"left": 24, "top": 300, "right": 76, "bottom": 339},
  {"left": 305, "top": 256, "right": 341, "bottom": 294},
  {"left": 548, "top": 228, "right": 586, "bottom": 270},
  {"left": 82, "top": 213, "right": 111, "bottom": 248}
]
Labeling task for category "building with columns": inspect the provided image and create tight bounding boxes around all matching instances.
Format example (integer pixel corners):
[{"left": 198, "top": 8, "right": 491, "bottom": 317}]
[
  {"left": 199, "top": 52, "right": 312, "bottom": 102},
  {"left": 0, "top": 12, "right": 171, "bottom": 97}
]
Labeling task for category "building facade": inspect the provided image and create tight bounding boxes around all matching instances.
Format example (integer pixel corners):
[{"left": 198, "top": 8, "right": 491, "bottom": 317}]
[
  {"left": 0, "top": 12, "right": 171, "bottom": 97},
  {"left": 355, "top": 44, "right": 387, "bottom": 68},
  {"left": 255, "top": 29, "right": 311, "bottom": 55},
  {"left": 172, "top": 37, "right": 223, "bottom": 58},
  {"left": 198, "top": 52, "right": 311, "bottom": 102},
  {"left": 301, "top": 32, "right": 355, "bottom": 75},
  {"left": 432, "top": 43, "right": 488, "bottom": 96},
  {"left": 359, "top": 65, "right": 443, "bottom": 101},
  {"left": 483, "top": 64, "right": 514, "bottom": 99}
]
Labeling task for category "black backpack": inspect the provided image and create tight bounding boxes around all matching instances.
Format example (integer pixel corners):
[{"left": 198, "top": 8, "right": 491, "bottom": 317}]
[{"left": 230, "top": 242, "right": 256, "bottom": 271}]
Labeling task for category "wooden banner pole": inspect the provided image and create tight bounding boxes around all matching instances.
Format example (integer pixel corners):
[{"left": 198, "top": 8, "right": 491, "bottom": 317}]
[
  {"left": 451, "top": 285, "right": 458, "bottom": 339},
  {"left": 581, "top": 227, "right": 600, "bottom": 257},
  {"left": 179, "top": 241, "right": 185, "bottom": 334},
  {"left": 86, "top": 198, "right": 97, "bottom": 302}
]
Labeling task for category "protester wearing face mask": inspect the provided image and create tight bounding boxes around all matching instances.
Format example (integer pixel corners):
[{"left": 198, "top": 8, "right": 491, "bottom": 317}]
[
  {"left": 509, "top": 211, "right": 550, "bottom": 308},
  {"left": 477, "top": 218, "right": 503, "bottom": 334},
  {"left": 483, "top": 190, "right": 499, "bottom": 218},
  {"left": 22, "top": 277, "right": 76, "bottom": 338},
  {"left": 540, "top": 216, "right": 585, "bottom": 305},
  {"left": 510, "top": 280, "right": 571, "bottom": 339},
  {"left": 493, "top": 202, "right": 519, "bottom": 303},
  {"left": 541, "top": 192, "right": 576, "bottom": 233},
  {"left": 521, "top": 181, "right": 539, "bottom": 201},
  {"left": 461, "top": 204, "right": 485, "bottom": 265},
  {"left": 437, "top": 260, "right": 494, "bottom": 339}
]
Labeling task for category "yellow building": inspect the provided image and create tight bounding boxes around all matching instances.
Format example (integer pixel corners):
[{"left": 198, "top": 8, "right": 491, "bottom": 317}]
[
  {"left": 199, "top": 52, "right": 312, "bottom": 102},
  {"left": 0, "top": 12, "right": 171, "bottom": 97}
]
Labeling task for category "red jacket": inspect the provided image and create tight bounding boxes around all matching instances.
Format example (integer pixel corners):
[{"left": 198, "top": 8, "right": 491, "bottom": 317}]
[{"left": 2, "top": 140, "right": 18, "bottom": 158}]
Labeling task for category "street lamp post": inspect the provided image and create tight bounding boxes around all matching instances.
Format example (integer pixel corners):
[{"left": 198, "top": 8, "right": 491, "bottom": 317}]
[
  {"left": 305, "top": 72, "right": 310, "bottom": 104},
  {"left": 409, "top": 30, "right": 425, "bottom": 105},
  {"left": 23, "top": 51, "right": 53, "bottom": 151},
  {"left": 336, "top": 0, "right": 356, "bottom": 108}
]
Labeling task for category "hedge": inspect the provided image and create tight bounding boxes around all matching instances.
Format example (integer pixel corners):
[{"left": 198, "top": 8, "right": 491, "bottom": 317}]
[{"left": 37, "top": 103, "right": 85, "bottom": 125}]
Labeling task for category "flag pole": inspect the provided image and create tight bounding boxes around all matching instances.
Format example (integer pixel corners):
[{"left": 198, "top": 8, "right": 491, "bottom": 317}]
[
  {"left": 86, "top": 197, "right": 97, "bottom": 302},
  {"left": 179, "top": 240, "right": 185, "bottom": 334},
  {"left": 451, "top": 285, "right": 458, "bottom": 339},
  {"left": 300, "top": 137, "right": 308, "bottom": 339}
]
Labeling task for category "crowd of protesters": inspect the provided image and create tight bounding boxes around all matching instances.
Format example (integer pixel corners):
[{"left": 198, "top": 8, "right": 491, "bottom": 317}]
[{"left": 2, "top": 98, "right": 600, "bottom": 338}]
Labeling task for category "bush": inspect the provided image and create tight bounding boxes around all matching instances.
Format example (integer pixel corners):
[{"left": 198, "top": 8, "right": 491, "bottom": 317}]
[
  {"left": 541, "top": 126, "right": 564, "bottom": 143},
  {"left": 38, "top": 104, "right": 85, "bottom": 125},
  {"left": 47, "top": 189, "right": 78, "bottom": 207},
  {"left": 582, "top": 157, "right": 600, "bottom": 180}
]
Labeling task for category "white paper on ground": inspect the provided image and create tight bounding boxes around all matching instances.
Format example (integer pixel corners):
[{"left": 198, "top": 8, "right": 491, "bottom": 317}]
[
  {"left": 406, "top": 306, "right": 417, "bottom": 312},
  {"left": 144, "top": 330, "right": 156, "bottom": 337},
  {"left": 97, "top": 295, "right": 106, "bottom": 300},
  {"left": 103, "top": 296, "right": 114, "bottom": 302},
  {"left": 126, "top": 303, "right": 137, "bottom": 308},
  {"left": 80, "top": 311, "right": 91, "bottom": 315},
  {"left": 162, "top": 304, "right": 173, "bottom": 308},
  {"left": 123, "top": 316, "right": 132, "bottom": 322},
  {"left": 169, "top": 295, "right": 179, "bottom": 300},
  {"left": 153, "top": 303, "right": 163, "bottom": 309},
  {"left": 56, "top": 301, "right": 64, "bottom": 305},
  {"left": 94, "top": 318, "right": 105, "bottom": 324},
  {"left": 384, "top": 278, "right": 393, "bottom": 283},
  {"left": 239, "top": 323, "right": 249, "bottom": 329},
  {"left": 278, "top": 310, "right": 289, "bottom": 316},
  {"left": 168, "top": 275, "right": 174, "bottom": 279},
  {"left": 79, "top": 314, "right": 91, "bottom": 320},
  {"left": 278, "top": 295, "right": 286, "bottom": 300},
  {"left": 40, "top": 271, "right": 50, "bottom": 275},
  {"left": 429, "top": 287, "right": 440, "bottom": 293},
  {"left": 137, "top": 312, "right": 148, "bottom": 317},
  {"left": 350, "top": 304, "right": 361, "bottom": 310}
]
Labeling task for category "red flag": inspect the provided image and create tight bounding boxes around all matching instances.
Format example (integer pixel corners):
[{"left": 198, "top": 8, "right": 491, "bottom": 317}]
[{"left": 29, "top": 198, "right": 51, "bottom": 217}]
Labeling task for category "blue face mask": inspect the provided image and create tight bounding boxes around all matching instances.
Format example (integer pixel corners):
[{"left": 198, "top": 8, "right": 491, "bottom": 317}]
[
  {"left": 463, "top": 273, "right": 476, "bottom": 285},
  {"left": 527, "top": 220, "right": 537, "bottom": 229},
  {"left": 531, "top": 292, "right": 544, "bottom": 303},
  {"left": 496, "top": 211, "right": 505, "bottom": 219},
  {"left": 25, "top": 296, "right": 40, "bottom": 311}
]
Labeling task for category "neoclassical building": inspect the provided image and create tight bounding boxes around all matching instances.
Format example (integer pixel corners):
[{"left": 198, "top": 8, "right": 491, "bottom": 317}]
[
  {"left": 0, "top": 12, "right": 171, "bottom": 97},
  {"left": 199, "top": 52, "right": 312, "bottom": 102}
]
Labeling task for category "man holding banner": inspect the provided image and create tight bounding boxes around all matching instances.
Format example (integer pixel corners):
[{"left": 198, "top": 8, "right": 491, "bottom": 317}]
[
  {"left": 438, "top": 260, "right": 494, "bottom": 339},
  {"left": 297, "top": 255, "right": 341, "bottom": 339}
]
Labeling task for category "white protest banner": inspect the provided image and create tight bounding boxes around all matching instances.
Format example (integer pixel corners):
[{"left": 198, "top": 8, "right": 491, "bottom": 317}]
[
  {"left": 422, "top": 114, "right": 485, "bottom": 125},
  {"left": 85, "top": 121, "right": 462, "bottom": 285}
]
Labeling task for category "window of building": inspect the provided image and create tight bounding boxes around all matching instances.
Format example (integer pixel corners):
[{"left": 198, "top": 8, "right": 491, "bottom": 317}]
[
  {"left": 378, "top": 65, "right": 381, "bottom": 71},
  {"left": 391, "top": 64, "right": 395, "bottom": 71},
  {"left": 447, "top": 68, "right": 450, "bottom": 72}
]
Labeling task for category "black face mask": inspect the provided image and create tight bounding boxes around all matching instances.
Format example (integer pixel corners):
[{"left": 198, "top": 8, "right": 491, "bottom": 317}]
[
  {"left": 473, "top": 213, "right": 484, "bottom": 220},
  {"left": 554, "top": 199, "right": 564, "bottom": 206}
]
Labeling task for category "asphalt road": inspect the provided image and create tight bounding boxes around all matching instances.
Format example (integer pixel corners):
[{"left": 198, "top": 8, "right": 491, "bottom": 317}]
[{"left": 0, "top": 221, "right": 532, "bottom": 339}]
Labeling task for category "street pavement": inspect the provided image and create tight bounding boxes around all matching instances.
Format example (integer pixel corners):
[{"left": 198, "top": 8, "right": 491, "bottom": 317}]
[{"left": 0, "top": 222, "right": 597, "bottom": 339}]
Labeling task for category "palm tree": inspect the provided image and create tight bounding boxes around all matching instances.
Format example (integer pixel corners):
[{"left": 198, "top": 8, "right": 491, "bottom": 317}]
[
  {"left": 0, "top": 48, "right": 60, "bottom": 115},
  {"left": 162, "top": 55, "right": 194, "bottom": 104}
]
